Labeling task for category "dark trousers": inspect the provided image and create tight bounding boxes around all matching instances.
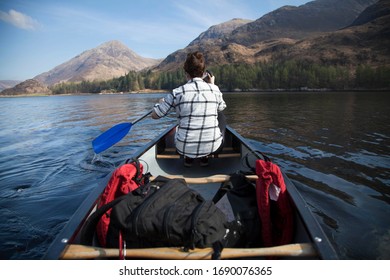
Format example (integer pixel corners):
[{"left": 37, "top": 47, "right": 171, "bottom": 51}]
[{"left": 214, "top": 112, "right": 226, "bottom": 155}]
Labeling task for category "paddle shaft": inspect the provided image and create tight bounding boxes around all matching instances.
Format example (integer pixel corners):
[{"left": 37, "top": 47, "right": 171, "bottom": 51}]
[
  {"left": 132, "top": 109, "right": 154, "bottom": 125},
  {"left": 61, "top": 243, "right": 317, "bottom": 260}
]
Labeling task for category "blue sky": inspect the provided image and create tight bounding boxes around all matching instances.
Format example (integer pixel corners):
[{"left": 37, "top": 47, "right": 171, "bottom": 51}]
[{"left": 0, "top": 0, "right": 310, "bottom": 81}]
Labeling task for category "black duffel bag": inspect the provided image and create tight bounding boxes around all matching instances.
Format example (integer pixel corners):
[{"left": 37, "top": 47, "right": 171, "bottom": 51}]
[{"left": 81, "top": 176, "right": 228, "bottom": 250}]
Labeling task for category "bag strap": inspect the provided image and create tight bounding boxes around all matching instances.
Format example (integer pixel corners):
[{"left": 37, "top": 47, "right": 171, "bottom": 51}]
[
  {"left": 125, "top": 158, "right": 142, "bottom": 185},
  {"left": 80, "top": 194, "right": 130, "bottom": 246},
  {"left": 187, "top": 200, "right": 208, "bottom": 250},
  {"left": 187, "top": 201, "right": 226, "bottom": 259},
  {"left": 212, "top": 171, "right": 252, "bottom": 204},
  {"left": 243, "top": 150, "right": 271, "bottom": 173},
  {"left": 82, "top": 176, "right": 170, "bottom": 246}
]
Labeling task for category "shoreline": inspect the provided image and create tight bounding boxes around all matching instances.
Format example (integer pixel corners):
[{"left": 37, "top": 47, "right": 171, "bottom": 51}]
[{"left": 1, "top": 88, "right": 389, "bottom": 98}]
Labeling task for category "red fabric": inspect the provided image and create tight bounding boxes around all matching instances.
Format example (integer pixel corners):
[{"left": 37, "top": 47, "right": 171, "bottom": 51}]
[
  {"left": 255, "top": 159, "right": 294, "bottom": 247},
  {"left": 96, "top": 162, "right": 143, "bottom": 247}
]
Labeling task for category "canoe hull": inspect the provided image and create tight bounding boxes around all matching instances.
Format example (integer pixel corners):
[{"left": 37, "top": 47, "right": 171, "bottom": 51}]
[{"left": 44, "top": 125, "right": 338, "bottom": 260}]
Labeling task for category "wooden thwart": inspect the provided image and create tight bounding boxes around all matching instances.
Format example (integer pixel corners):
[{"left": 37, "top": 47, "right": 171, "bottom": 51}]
[
  {"left": 156, "top": 154, "right": 181, "bottom": 159},
  {"left": 61, "top": 243, "right": 317, "bottom": 260},
  {"left": 150, "top": 174, "right": 258, "bottom": 184},
  {"left": 156, "top": 147, "right": 241, "bottom": 159},
  {"left": 156, "top": 153, "right": 241, "bottom": 159}
]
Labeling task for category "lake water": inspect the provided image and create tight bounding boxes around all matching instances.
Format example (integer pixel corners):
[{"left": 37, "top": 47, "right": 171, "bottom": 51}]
[{"left": 0, "top": 91, "right": 389, "bottom": 260}]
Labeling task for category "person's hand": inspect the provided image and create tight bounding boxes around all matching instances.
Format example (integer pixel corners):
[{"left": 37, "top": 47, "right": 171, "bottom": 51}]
[
  {"left": 208, "top": 74, "right": 215, "bottom": 84},
  {"left": 203, "top": 70, "right": 215, "bottom": 84}
]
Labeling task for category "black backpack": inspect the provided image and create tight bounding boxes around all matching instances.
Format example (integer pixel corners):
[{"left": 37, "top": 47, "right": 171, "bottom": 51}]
[
  {"left": 81, "top": 176, "right": 228, "bottom": 251},
  {"left": 212, "top": 172, "right": 262, "bottom": 248}
]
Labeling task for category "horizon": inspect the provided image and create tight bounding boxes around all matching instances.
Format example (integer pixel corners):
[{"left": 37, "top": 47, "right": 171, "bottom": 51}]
[{"left": 0, "top": 0, "right": 310, "bottom": 81}]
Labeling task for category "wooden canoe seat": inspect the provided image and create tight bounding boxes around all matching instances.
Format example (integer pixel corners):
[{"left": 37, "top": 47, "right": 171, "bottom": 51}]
[
  {"left": 150, "top": 174, "right": 258, "bottom": 184},
  {"left": 155, "top": 127, "right": 242, "bottom": 159},
  {"left": 156, "top": 147, "right": 241, "bottom": 159}
]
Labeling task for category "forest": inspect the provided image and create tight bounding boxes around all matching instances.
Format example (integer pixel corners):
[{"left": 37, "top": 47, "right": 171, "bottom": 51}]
[{"left": 50, "top": 61, "right": 390, "bottom": 94}]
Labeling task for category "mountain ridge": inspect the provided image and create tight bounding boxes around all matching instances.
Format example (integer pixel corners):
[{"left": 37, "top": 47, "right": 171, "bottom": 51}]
[
  {"left": 0, "top": 80, "right": 21, "bottom": 92},
  {"left": 34, "top": 40, "right": 161, "bottom": 86},
  {"left": 154, "top": 0, "right": 379, "bottom": 72},
  {"left": 229, "top": 0, "right": 377, "bottom": 45},
  {"left": 1, "top": 79, "right": 50, "bottom": 95},
  {"left": 264, "top": 0, "right": 390, "bottom": 67},
  {"left": 3, "top": 0, "right": 388, "bottom": 95}
]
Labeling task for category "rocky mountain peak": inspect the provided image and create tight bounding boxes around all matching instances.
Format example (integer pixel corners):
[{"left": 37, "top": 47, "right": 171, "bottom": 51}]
[
  {"left": 188, "top": 18, "right": 253, "bottom": 46},
  {"left": 34, "top": 40, "right": 161, "bottom": 86},
  {"left": 95, "top": 40, "right": 137, "bottom": 57}
]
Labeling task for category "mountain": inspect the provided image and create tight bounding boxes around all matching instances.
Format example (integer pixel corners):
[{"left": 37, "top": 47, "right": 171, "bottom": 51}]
[
  {"left": 0, "top": 80, "right": 21, "bottom": 92},
  {"left": 157, "top": 18, "right": 253, "bottom": 72},
  {"left": 34, "top": 40, "right": 161, "bottom": 86},
  {"left": 188, "top": 18, "right": 253, "bottom": 46},
  {"left": 0, "top": 79, "right": 50, "bottom": 95},
  {"left": 349, "top": 0, "right": 390, "bottom": 26},
  {"left": 229, "top": 0, "right": 378, "bottom": 45},
  {"left": 154, "top": 0, "right": 379, "bottom": 72},
  {"left": 273, "top": 0, "right": 390, "bottom": 67}
]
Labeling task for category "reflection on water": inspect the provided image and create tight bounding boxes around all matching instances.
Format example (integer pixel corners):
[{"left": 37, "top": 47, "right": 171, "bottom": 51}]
[
  {"left": 0, "top": 92, "right": 389, "bottom": 259},
  {"left": 224, "top": 92, "right": 389, "bottom": 194},
  {"left": 224, "top": 91, "right": 390, "bottom": 259}
]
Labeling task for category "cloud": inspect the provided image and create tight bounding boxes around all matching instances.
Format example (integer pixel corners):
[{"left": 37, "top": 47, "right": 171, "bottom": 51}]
[{"left": 0, "top": 9, "right": 40, "bottom": 30}]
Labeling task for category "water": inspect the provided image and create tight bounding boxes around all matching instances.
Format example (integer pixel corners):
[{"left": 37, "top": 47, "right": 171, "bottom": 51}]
[{"left": 0, "top": 92, "right": 389, "bottom": 259}]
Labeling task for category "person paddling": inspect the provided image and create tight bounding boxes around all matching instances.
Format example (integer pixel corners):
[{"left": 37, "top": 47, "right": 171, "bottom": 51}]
[{"left": 152, "top": 51, "right": 226, "bottom": 167}]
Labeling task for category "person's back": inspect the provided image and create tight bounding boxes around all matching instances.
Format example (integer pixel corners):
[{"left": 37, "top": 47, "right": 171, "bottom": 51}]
[
  {"left": 173, "top": 76, "right": 225, "bottom": 158},
  {"left": 152, "top": 51, "right": 226, "bottom": 163}
]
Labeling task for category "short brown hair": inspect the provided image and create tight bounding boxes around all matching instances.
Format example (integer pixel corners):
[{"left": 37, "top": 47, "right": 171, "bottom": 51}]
[{"left": 183, "top": 51, "right": 205, "bottom": 78}]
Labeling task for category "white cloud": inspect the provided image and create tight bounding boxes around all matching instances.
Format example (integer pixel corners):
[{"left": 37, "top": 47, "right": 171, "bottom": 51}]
[{"left": 0, "top": 9, "right": 40, "bottom": 30}]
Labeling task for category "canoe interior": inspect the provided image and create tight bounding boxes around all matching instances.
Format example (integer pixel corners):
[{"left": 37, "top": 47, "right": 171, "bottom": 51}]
[
  {"left": 44, "top": 125, "right": 338, "bottom": 260},
  {"left": 140, "top": 125, "right": 255, "bottom": 200}
]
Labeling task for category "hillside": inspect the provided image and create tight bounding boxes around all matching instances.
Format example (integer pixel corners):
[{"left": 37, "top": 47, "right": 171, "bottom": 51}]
[
  {"left": 229, "top": 0, "right": 377, "bottom": 45},
  {"left": 349, "top": 0, "right": 390, "bottom": 26},
  {"left": 157, "top": 18, "right": 254, "bottom": 72},
  {"left": 0, "top": 80, "right": 21, "bottom": 92},
  {"left": 0, "top": 79, "right": 51, "bottom": 95},
  {"left": 154, "top": 0, "right": 379, "bottom": 72},
  {"left": 272, "top": 0, "right": 390, "bottom": 67},
  {"left": 34, "top": 40, "right": 161, "bottom": 86},
  {"left": 188, "top": 18, "right": 253, "bottom": 46}
]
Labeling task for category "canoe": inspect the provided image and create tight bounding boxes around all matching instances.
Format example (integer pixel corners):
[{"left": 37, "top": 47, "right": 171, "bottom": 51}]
[{"left": 44, "top": 125, "right": 338, "bottom": 260}]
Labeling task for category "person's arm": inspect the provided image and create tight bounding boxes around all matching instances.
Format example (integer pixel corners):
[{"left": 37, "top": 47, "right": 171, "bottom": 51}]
[
  {"left": 206, "top": 72, "right": 225, "bottom": 112},
  {"left": 152, "top": 95, "right": 174, "bottom": 119},
  {"left": 151, "top": 110, "right": 160, "bottom": 119}
]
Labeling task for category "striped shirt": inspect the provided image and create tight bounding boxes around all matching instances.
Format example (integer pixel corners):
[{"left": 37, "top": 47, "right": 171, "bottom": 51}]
[{"left": 153, "top": 78, "right": 226, "bottom": 158}]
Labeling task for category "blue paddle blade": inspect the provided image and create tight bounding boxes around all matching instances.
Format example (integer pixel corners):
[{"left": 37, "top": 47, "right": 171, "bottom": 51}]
[{"left": 92, "top": 122, "right": 132, "bottom": 154}]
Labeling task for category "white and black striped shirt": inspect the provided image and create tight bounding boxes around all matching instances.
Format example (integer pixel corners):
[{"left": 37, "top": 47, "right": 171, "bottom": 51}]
[{"left": 153, "top": 78, "right": 226, "bottom": 158}]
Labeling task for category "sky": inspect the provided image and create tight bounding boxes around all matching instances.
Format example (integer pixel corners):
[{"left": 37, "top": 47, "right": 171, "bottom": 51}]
[{"left": 0, "top": 0, "right": 310, "bottom": 81}]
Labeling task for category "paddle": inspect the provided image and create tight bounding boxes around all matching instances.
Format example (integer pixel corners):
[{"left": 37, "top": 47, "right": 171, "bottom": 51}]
[
  {"left": 61, "top": 243, "right": 317, "bottom": 260},
  {"left": 92, "top": 110, "right": 153, "bottom": 154}
]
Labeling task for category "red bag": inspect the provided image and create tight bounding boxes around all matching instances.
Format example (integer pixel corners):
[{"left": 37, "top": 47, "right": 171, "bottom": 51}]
[
  {"left": 96, "top": 160, "right": 144, "bottom": 247},
  {"left": 255, "top": 159, "right": 294, "bottom": 247}
]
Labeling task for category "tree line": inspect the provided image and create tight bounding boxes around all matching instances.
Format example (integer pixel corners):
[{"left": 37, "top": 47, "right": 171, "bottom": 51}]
[{"left": 50, "top": 61, "right": 390, "bottom": 94}]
